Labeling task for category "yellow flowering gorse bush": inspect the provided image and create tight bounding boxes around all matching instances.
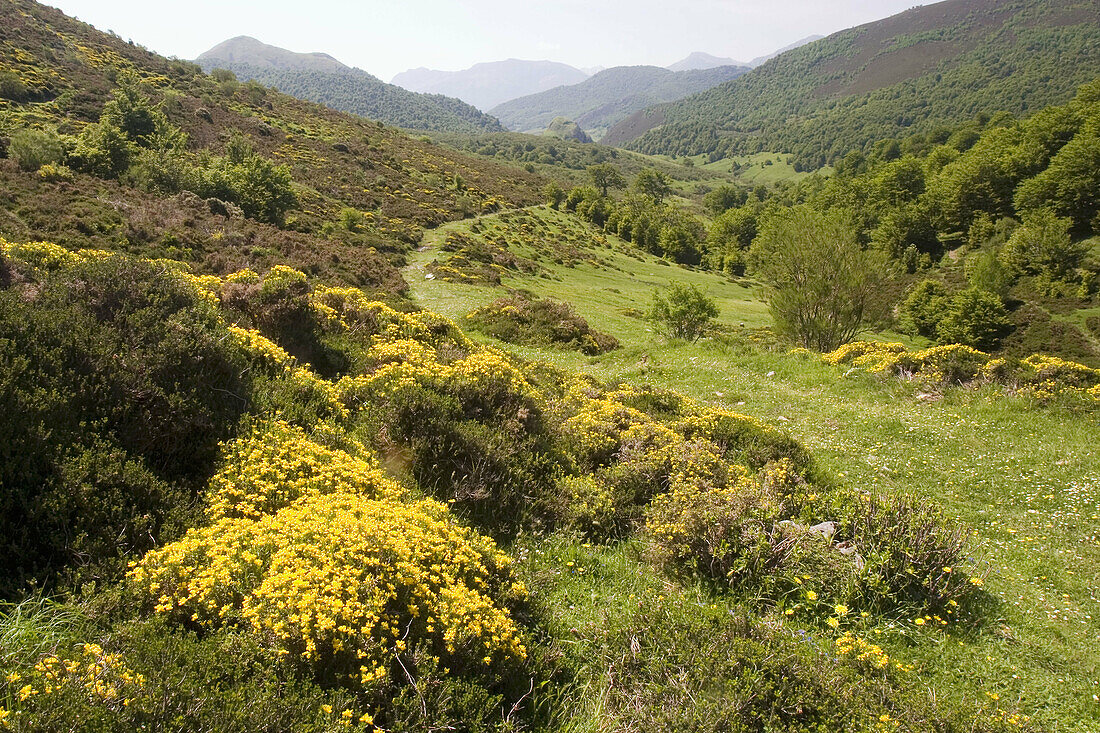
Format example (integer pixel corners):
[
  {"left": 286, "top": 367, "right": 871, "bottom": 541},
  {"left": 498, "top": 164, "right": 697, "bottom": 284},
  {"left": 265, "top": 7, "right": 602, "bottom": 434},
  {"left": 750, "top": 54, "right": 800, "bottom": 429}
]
[
  {"left": 129, "top": 422, "right": 527, "bottom": 690},
  {"left": 826, "top": 341, "right": 1100, "bottom": 404}
]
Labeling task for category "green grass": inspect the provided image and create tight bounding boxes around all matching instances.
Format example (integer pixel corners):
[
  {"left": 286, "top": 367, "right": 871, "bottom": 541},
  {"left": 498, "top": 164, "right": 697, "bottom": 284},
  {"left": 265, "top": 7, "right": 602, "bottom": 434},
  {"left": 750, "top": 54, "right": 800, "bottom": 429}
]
[
  {"left": 407, "top": 204, "right": 769, "bottom": 341},
  {"left": 407, "top": 206, "right": 1100, "bottom": 731},
  {"left": 642, "top": 151, "right": 830, "bottom": 185}
]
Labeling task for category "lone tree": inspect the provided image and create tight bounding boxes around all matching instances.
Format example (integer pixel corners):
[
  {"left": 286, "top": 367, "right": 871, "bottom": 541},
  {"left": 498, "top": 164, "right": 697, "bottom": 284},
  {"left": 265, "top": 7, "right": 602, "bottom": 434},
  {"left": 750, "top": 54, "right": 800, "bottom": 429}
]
[
  {"left": 649, "top": 282, "right": 719, "bottom": 341},
  {"left": 632, "top": 167, "right": 672, "bottom": 203},
  {"left": 586, "top": 163, "right": 625, "bottom": 197},
  {"left": 748, "top": 206, "right": 884, "bottom": 351}
]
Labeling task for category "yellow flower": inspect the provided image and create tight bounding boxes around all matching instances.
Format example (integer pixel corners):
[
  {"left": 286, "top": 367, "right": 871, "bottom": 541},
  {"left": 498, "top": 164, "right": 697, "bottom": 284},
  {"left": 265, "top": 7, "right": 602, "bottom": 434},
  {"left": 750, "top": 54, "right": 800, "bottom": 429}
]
[
  {"left": 969, "top": 576, "right": 983, "bottom": 586},
  {"left": 834, "top": 604, "right": 848, "bottom": 616},
  {"left": 914, "top": 617, "right": 925, "bottom": 625},
  {"left": 806, "top": 590, "right": 818, "bottom": 601},
  {"left": 827, "top": 617, "right": 840, "bottom": 628}
]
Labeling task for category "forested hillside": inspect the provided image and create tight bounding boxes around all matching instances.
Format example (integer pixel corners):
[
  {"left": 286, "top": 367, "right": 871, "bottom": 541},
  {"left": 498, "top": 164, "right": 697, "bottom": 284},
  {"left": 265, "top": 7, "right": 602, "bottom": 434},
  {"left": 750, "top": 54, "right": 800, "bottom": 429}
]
[
  {"left": 608, "top": 0, "right": 1100, "bottom": 168},
  {"left": 196, "top": 37, "right": 504, "bottom": 134},
  {"left": 489, "top": 64, "right": 748, "bottom": 140}
]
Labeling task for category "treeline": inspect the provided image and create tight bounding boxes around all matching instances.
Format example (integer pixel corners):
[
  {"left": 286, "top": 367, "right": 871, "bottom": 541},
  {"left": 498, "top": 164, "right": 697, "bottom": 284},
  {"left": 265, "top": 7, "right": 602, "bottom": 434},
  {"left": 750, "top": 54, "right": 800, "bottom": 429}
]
[
  {"left": 199, "top": 63, "right": 505, "bottom": 134},
  {"left": 559, "top": 80, "right": 1100, "bottom": 361},
  {"left": 622, "top": 0, "right": 1100, "bottom": 170}
]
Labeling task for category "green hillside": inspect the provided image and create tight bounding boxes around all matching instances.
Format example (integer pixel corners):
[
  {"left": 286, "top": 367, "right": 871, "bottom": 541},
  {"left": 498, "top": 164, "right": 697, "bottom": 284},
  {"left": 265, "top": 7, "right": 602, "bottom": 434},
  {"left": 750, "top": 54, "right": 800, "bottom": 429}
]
[
  {"left": 0, "top": 0, "right": 543, "bottom": 288},
  {"left": 489, "top": 64, "right": 748, "bottom": 140},
  {"left": 196, "top": 37, "right": 505, "bottom": 134},
  {"left": 608, "top": 0, "right": 1100, "bottom": 168},
  {"left": 1, "top": 1, "right": 1100, "bottom": 732}
]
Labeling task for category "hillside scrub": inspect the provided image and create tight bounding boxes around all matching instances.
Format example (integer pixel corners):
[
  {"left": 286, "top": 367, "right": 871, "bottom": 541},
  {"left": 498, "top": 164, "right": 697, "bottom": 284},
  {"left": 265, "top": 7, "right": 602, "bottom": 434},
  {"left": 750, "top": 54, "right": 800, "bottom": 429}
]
[
  {"left": 0, "top": 237, "right": 1012, "bottom": 731},
  {"left": 466, "top": 295, "right": 619, "bottom": 354}
]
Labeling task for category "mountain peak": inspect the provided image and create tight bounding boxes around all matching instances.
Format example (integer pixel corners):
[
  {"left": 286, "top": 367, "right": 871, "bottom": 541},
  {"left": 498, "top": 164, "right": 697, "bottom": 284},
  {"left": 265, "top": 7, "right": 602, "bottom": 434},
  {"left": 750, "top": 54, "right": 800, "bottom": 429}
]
[
  {"left": 197, "top": 36, "right": 351, "bottom": 74},
  {"left": 667, "top": 52, "right": 744, "bottom": 72}
]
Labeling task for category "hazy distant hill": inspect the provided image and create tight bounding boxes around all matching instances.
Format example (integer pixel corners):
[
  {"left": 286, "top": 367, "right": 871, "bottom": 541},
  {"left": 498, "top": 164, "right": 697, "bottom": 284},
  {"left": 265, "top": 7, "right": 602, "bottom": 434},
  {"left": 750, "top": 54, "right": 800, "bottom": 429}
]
[
  {"left": 489, "top": 65, "right": 748, "bottom": 140},
  {"left": 609, "top": 0, "right": 1100, "bottom": 166},
  {"left": 745, "top": 35, "right": 823, "bottom": 67},
  {"left": 198, "top": 36, "right": 348, "bottom": 72},
  {"left": 196, "top": 37, "right": 503, "bottom": 134},
  {"left": 667, "top": 52, "right": 744, "bottom": 72},
  {"left": 391, "top": 59, "right": 589, "bottom": 111}
]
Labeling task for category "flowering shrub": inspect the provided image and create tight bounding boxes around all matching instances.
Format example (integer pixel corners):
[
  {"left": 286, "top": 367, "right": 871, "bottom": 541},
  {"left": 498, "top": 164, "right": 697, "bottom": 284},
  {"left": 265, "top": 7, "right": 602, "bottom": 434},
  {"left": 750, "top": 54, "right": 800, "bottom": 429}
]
[
  {"left": 131, "top": 491, "right": 526, "bottom": 689},
  {"left": 206, "top": 420, "right": 401, "bottom": 521},
  {"left": 891, "top": 344, "right": 992, "bottom": 384},
  {"left": 834, "top": 633, "right": 890, "bottom": 671},
  {"left": 0, "top": 643, "right": 148, "bottom": 728},
  {"left": 647, "top": 461, "right": 782, "bottom": 586},
  {"left": 131, "top": 421, "right": 527, "bottom": 693},
  {"left": 826, "top": 341, "right": 1100, "bottom": 405}
]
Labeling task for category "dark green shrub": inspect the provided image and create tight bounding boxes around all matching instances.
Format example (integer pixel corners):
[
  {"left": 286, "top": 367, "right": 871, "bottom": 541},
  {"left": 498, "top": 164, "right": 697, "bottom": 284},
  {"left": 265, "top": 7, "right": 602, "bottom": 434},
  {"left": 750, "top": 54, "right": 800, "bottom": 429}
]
[
  {"left": 362, "top": 382, "right": 561, "bottom": 534},
  {"left": 936, "top": 287, "right": 1012, "bottom": 349},
  {"left": 8, "top": 128, "right": 64, "bottom": 171},
  {"left": 466, "top": 295, "right": 619, "bottom": 354},
  {"left": 0, "top": 255, "right": 250, "bottom": 593},
  {"left": 835, "top": 493, "right": 980, "bottom": 616}
]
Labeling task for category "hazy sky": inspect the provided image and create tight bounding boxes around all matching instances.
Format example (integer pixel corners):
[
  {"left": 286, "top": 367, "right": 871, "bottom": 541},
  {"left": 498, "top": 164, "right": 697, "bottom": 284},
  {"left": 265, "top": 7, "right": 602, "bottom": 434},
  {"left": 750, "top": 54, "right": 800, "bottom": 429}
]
[{"left": 46, "top": 0, "right": 927, "bottom": 82}]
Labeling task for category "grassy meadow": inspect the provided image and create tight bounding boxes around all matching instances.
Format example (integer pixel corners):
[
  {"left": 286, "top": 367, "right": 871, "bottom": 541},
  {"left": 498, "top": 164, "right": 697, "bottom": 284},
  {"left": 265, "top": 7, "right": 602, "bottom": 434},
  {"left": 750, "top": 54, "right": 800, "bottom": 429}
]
[{"left": 408, "top": 204, "right": 1100, "bottom": 731}]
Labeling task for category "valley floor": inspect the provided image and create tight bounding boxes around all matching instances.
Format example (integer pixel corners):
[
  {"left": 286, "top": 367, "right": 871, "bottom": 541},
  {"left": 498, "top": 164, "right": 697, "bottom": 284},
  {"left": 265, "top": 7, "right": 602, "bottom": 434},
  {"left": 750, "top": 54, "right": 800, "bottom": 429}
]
[{"left": 407, "top": 207, "right": 1100, "bottom": 730}]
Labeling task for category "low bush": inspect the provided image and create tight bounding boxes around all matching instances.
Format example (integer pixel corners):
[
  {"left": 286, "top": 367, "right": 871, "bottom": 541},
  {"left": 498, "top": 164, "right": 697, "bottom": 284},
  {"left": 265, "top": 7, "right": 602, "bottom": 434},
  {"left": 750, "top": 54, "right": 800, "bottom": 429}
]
[
  {"left": 0, "top": 247, "right": 250, "bottom": 593},
  {"left": 466, "top": 295, "right": 619, "bottom": 354},
  {"left": 824, "top": 341, "right": 1100, "bottom": 405},
  {"left": 648, "top": 282, "right": 719, "bottom": 341},
  {"left": 8, "top": 127, "right": 65, "bottom": 172}
]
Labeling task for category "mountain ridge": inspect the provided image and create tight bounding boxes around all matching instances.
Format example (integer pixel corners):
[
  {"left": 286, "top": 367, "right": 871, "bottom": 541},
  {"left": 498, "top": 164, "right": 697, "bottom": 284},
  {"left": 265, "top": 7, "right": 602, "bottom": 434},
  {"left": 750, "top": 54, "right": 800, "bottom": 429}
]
[
  {"left": 391, "top": 59, "right": 589, "bottom": 111},
  {"left": 607, "top": 0, "right": 1100, "bottom": 165},
  {"left": 667, "top": 52, "right": 744, "bottom": 72},
  {"left": 489, "top": 64, "right": 749, "bottom": 140},
  {"left": 196, "top": 36, "right": 504, "bottom": 134}
]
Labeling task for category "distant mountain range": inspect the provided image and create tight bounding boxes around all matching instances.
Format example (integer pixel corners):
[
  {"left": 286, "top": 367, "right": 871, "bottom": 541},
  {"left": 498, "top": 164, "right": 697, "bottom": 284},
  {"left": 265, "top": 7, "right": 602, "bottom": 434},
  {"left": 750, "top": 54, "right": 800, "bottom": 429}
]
[
  {"left": 667, "top": 52, "right": 741, "bottom": 72},
  {"left": 195, "top": 37, "right": 504, "bottom": 134},
  {"left": 391, "top": 60, "right": 589, "bottom": 111},
  {"left": 667, "top": 38, "right": 822, "bottom": 71},
  {"left": 609, "top": 0, "right": 1100, "bottom": 167},
  {"left": 489, "top": 64, "right": 749, "bottom": 141}
]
